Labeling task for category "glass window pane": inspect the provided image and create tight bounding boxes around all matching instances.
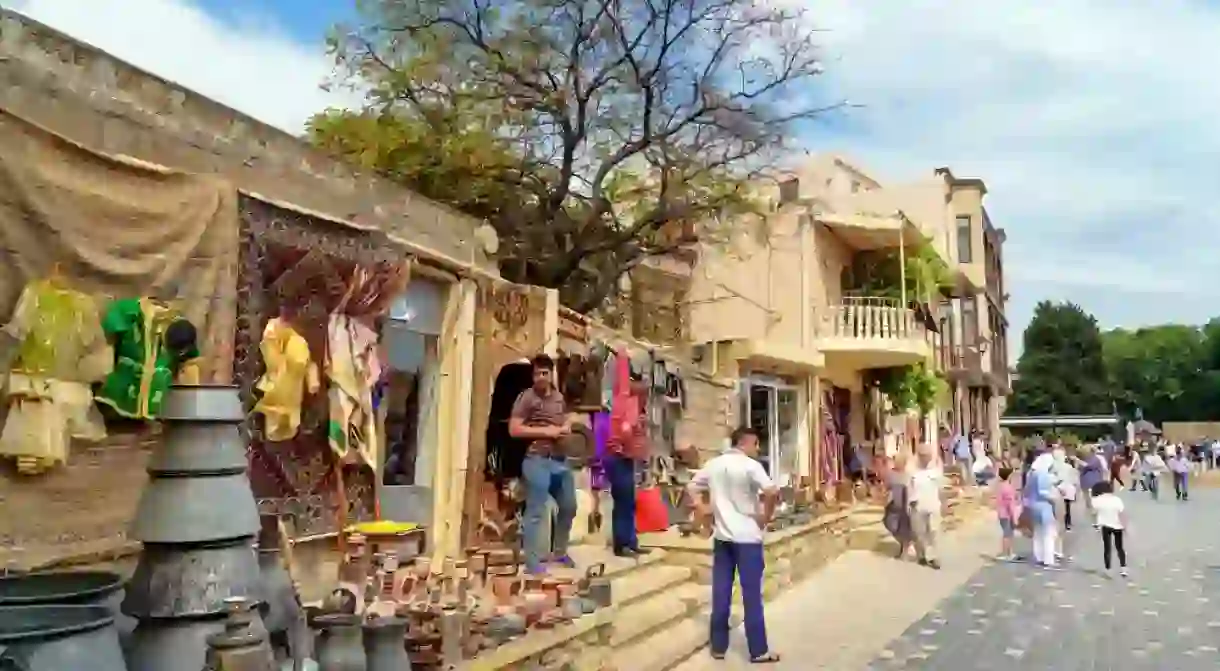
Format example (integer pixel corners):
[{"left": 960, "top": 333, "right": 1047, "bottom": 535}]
[{"left": 389, "top": 279, "right": 447, "bottom": 335}]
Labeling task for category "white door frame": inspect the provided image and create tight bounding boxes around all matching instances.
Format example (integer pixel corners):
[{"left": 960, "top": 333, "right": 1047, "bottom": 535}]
[{"left": 742, "top": 375, "right": 802, "bottom": 485}]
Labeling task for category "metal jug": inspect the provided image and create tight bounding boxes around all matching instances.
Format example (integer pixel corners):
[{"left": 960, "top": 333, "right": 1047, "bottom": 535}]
[
  {"left": 363, "top": 617, "right": 412, "bottom": 671},
  {"left": 203, "top": 597, "right": 275, "bottom": 671},
  {"left": 583, "top": 563, "right": 612, "bottom": 609},
  {"left": 312, "top": 614, "right": 365, "bottom": 671},
  {"left": 0, "top": 605, "right": 127, "bottom": 671}
]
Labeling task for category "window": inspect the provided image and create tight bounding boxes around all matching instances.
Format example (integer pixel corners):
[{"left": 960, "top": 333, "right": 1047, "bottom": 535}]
[
  {"left": 850, "top": 180, "right": 861, "bottom": 193},
  {"left": 778, "top": 178, "right": 800, "bottom": 205},
  {"left": 955, "top": 215, "right": 973, "bottom": 263},
  {"left": 381, "top": 279, "right": 448, "bottom": 487}
]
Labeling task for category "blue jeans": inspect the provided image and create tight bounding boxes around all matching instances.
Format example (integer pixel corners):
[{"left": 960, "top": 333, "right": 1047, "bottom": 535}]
[
  {"left": 522, "top": 455, "right": 577, "bottom": 572},
  {"left": 710, "top": 541, "right": 769, "bottom": 659},
  {"left": 605, "top": 455, "right": 638, "bottom": 551}
]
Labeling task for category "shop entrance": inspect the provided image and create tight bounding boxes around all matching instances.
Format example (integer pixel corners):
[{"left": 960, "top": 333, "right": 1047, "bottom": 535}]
[{"left": 742, "top": 376, "right": 800, "bottom": 487}]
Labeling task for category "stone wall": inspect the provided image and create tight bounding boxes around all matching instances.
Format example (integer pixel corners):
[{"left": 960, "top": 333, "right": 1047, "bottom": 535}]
[
  {"left": 676, "top": 374, "right": 738, "bottom": 459},
  {"left": 0, "top": 10, "right": 493, "bottom": 272}
]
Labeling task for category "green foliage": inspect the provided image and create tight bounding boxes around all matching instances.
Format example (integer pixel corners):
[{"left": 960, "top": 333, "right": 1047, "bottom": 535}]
[
  {"left": 311, "top": 0, "right": 837, "bottom": 312},
  {"left": 877, "top": 362, "right": 947, "bottom": 414},
  {"left": 1009, "top": 301, "right": 1110, "bottom": 416},
  {"left": 845, "top": 238, "right": 954, "bottom": 303},
  {"left": 1102, "top": 319, "right": 1220, "bottom": 423}
]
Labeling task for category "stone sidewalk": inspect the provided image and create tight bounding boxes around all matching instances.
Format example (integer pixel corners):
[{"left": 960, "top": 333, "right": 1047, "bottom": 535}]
[{"left": 672, "top": 513, "right": 1001, "bottom": 670}]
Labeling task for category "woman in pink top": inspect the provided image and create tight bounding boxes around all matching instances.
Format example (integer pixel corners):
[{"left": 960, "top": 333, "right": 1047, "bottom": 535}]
[{"left": 994, "top": 466, "right": 1022, "bottom": 561}]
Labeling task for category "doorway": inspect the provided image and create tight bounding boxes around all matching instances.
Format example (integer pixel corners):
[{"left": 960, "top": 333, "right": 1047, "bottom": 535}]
[{"left": 742, "top": 376, "right": 801, "bottom": 487}]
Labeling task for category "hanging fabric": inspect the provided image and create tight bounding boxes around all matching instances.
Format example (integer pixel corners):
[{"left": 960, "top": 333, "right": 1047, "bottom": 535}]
[
  {"left": 95, "top": 297, "right": 198, "bottom": 420},
  {"left": 254, "top": 317, "right": 320, "bottom": 441},
  {"left": 0, "top": 278, "right": 113, "bottom": 472}
]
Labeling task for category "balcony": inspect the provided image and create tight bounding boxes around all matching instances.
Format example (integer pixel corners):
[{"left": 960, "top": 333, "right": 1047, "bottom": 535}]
[
  {"left": 941, "top": 343, "right": 986, "bottom": 386},
  {"left": 815, "top": 297, "right": 930, "bottom": 369}
]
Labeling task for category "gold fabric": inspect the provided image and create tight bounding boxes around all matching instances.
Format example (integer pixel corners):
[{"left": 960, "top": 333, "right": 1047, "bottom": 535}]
[
  {"left": 254, "top": 318, "right": 320, "bottom": 441},
  {"left": 0, "top": 375, "right": 105, "bottom": 469},
  {"left": 2, "top": 280, "right": 112, "bottom": 382}
]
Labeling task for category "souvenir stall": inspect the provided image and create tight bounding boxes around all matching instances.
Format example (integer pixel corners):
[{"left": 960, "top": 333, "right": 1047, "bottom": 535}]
[{"left": 0, "top": 107, "right": 239, "bottom": 566}]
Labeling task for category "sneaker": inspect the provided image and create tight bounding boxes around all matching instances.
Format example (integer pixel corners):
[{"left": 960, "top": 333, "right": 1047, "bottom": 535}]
[
  {"left": 928, "top": 560, "right": 942, "bottom": 570},
  {"left": 1120, "top": 568, "right": 1129, "bottom": 578},
  {"left": 549, "top": 554, "right": 577, "bottom": 568}
]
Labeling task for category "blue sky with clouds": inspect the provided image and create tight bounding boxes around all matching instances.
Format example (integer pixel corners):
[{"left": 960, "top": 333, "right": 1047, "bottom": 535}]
[{"left": 12, "top": 0, "right": 1220, "bottom": 357}]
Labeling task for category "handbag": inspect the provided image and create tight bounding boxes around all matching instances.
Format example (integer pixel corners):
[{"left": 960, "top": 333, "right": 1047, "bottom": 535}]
[{"left": 635, "top": 486, "right": 670, "bottom": 534}]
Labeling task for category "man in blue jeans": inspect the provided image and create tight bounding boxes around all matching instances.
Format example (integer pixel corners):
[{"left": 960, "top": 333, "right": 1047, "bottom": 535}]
[
  {"left": 509, "top": 354, "right": 577, "bottom": 574},
  {"left": 687, "top": 427, "right": 781, "bottom": 664},
  {"left": 606, "top": 369, "right": 653, "bottom": 557}
]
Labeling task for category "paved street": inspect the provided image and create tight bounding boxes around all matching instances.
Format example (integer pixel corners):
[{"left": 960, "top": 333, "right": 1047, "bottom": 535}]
[{"left": 676, "top": 485, "right": 1220, "bottom": 670}]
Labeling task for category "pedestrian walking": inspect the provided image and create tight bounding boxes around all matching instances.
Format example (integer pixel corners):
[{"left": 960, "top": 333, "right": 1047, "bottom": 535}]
[
  {"left": 1024, "top": 451, "right": 1059, "bottom": 569},
  {"left": 910, "top": 444, "right": 946, "bottom": 570},
  {"left": 1109, "top": 450, "right": 1127, "bottom": 490},
  {"left": 1091, "top": 481, "right": 1129, "bottom": 577},
  {"left": 994, "top": 466, "right": 1021, "bottom": 561},
  {"left": 953, "top": 431, "right": 972, "bottom": 486},
  {"left": 510, "top": 353, "right": 578, "bottom": 574},
  {"left": 687, "top": 426, "right": 781, "bottom": 665},
  {"left": 1129, "top": 449, "right": 1147, "bottom": 491},
  {"left": 1143, "top": 449, "right": 1166, "bottom": 500},
  {"left": 882, "top": 453, "right": 915, "bottom": 560},
  {"left": 1052, "top": 446, "right": 1079, "bottom": 531},
  {"left": 1168, "top": 451, "right": 1191, "bottom": 501},
  {"left": 1079, "top": 444, "right": 1106, "bottom": 526}
]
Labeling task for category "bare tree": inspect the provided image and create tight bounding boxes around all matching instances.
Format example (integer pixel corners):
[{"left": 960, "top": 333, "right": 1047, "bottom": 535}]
[{"left": 312, "top": 0, "right": 840, "bottom": 312}]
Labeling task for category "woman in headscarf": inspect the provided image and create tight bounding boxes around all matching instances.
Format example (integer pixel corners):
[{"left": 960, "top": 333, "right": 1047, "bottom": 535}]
[
  {"left": 882, "top": 452, "right": 915, "bottom": 559},
  {"left": 1023, "top": 451, "right": 1059, "bottom": 568}
]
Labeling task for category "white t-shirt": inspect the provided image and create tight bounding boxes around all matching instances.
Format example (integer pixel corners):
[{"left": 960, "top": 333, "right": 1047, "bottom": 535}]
[
  {"left": 688, "top": 449, "right": 777, "bottom": 543},
  {"left": 1144, "top": 454, "right": 1166, "bottom": 473},
  {"left": 1092, "top": 493, "right": 1125, "bottom": 530},
  {"left": 909, "top": 466, "right": 944, "bottom": 513},
  {"left": 972, "top": 455, "right": 993, "bottom": 475}
]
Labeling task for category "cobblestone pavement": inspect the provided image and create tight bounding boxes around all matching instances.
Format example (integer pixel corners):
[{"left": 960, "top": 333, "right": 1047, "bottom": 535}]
[
  {"left": 674, "top": 484, "right": 1220, "bottom": 671},
  {"left": 871, "top": 486, "right": 1220, "bottom": 670}
]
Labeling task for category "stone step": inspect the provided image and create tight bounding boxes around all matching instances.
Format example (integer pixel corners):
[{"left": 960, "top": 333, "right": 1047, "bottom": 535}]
[
  {"left": 611, "top": 580, "right": 706, "bottom": 648},
  {"left": 608, "top": 606, "right": 722, "bottom": 671},
  {"left": 614, "top": 563, "right": 695, "bottom": 608}
]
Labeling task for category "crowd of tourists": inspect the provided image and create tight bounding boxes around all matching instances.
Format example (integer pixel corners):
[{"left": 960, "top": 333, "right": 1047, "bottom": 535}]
[{"left": 880, "top": 433, "right": 1206, "bottom": 578}]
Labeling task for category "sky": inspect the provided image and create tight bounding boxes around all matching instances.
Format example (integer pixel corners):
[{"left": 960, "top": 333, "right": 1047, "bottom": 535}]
[{"left": 10, "top": 0, "right": 1220, "bottom": 357}]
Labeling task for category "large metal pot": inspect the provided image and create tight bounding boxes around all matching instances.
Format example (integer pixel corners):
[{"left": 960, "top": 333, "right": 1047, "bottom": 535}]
[
  {"left": 0, "top": 605, "right": 126, "bottom": 671},
  {"left": 125, "top": 616, "right": 228, "bottom": 671},
  {"left": 0, "top": 571, "right": 134, "bottom": 647},
  {"left": 123, "top": 540, "right": 261, "bottom": 619},
  {"left": 129, "top": 385, "right": 259, "bottom": 545}
]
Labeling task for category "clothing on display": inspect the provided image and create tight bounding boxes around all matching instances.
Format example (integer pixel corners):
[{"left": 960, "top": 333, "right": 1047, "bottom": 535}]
[
  {"left": 254, "top": 317, "right": 320, "bottom": 441},
  {"left": 95, "top": 297, "right": 199, "bottom": 420},
  {"left": 0, "top": 279, "right": 116, "bottom": 472},
  {"left": 325, "top": 312, "right": 382, "bottom": 470}
]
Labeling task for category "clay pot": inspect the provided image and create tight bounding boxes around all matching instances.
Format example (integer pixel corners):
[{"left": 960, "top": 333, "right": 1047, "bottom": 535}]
[
  {"left": 520, "top": 587, "right": 549, "bottom": 625},
  {"left": 540, "top": 578, "right": 561, "bottom": 608}
]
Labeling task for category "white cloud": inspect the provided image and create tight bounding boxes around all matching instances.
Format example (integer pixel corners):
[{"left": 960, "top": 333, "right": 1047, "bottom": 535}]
[
  {"left": 8, "top": 0, "right": 359, "bottom": 133},
  {"left": 11, "top": 0, "right": 1220, "bottom": 345}
]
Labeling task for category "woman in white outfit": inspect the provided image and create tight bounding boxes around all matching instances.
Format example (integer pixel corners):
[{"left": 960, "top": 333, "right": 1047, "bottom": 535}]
[{"left": 1023, "top": 452, "right": 1060, "bottom": 568}]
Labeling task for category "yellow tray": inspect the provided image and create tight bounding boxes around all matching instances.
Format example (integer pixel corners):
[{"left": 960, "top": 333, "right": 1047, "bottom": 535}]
[{"left": 345, "top": 520, "right": 421, "bottom": 535}]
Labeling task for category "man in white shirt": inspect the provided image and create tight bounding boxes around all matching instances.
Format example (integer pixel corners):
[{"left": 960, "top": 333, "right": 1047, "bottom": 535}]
[
  {"left": 909, "top": 444, "right": 945, "bottom": 569},
  {"left": 687, "top": 427, "right": 781, "bottom": 664}
]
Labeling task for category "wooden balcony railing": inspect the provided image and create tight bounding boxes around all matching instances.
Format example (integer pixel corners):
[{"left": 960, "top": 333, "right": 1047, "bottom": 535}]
[{"left": 817, "top": 296, "right": 926, "bottom": 341}]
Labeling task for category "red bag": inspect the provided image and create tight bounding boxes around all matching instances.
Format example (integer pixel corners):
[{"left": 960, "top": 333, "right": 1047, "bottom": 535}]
[{"left": 635, "top": 486, "right": 670, "bottom": 534}]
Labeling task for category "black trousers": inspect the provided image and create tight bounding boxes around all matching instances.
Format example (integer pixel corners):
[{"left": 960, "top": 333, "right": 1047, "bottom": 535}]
[
  {"left": 1101, "top": 527, "right": 1126, "bottom": 569},
  {"left": 1063, "top": 499, "right": 1073, "bottom": 529}
]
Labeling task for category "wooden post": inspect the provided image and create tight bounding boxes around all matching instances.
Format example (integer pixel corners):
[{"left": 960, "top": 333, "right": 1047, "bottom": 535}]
[{"left": 459, "top": 283, "right": 496, "bottom": 550}]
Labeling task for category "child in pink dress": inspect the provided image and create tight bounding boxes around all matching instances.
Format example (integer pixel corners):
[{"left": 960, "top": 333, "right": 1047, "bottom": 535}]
[{"left": 994, "top": 466, "right": 1022, "bottom": 560}]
